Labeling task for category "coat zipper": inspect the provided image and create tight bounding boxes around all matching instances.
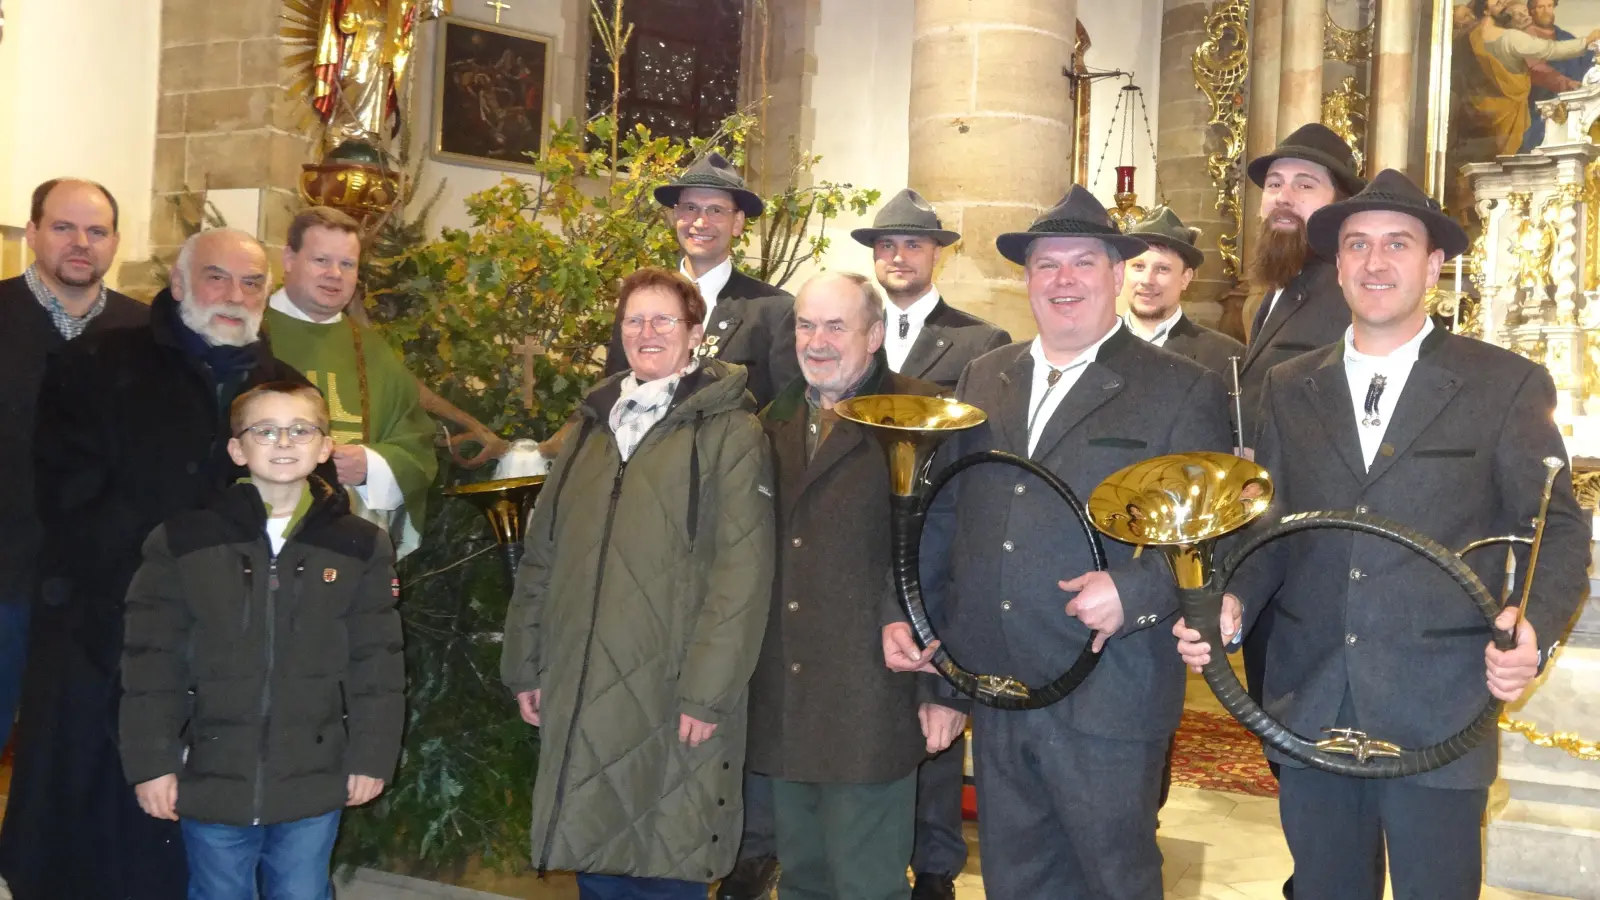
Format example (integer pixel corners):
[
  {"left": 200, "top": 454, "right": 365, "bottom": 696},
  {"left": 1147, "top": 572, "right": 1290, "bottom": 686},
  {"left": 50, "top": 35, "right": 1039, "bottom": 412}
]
[
  {"left": 251, "top": 554, "right": 279, "bottom": 825},
  {"left": 538, "top": 458, "right": 629, "bottom": 873}
]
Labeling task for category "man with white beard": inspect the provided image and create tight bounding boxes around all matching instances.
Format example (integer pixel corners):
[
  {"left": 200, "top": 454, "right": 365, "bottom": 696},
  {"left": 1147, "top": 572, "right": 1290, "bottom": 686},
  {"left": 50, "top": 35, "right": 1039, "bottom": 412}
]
[{"left": 0, "top": 228, "right": 331, "bottom": 900}]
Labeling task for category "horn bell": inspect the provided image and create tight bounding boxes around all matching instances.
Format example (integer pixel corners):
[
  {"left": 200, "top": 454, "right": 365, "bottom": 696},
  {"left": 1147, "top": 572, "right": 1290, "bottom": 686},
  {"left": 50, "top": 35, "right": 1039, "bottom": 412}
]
[
  {"left": 835, "top": 394, "right": 988, "bottom": 497},
  {"left": 443, "top": 475, "right": 547, "bottom": 545},
  {"left": 1088, "top": 452, "right": 1273, "bottom": 588}
]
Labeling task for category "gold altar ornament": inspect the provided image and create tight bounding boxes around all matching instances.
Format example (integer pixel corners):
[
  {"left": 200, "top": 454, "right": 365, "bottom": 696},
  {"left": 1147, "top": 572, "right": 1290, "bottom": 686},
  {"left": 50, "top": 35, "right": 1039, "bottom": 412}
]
[
  {"left": 1324, "top": 12, "right": 1374, "bottom": 64},
  {"left": 1500, "top": 713, "right": 1600, "bottom": 762},
  {"left": 1321, "top": 76, "right": 1368, "bottom": 172},
  {"left": 298, "top": 139, "right": 401, "bottom": 226},
  {"left": 1191, "top": 0, "right": 1249, "bottom": 277}
]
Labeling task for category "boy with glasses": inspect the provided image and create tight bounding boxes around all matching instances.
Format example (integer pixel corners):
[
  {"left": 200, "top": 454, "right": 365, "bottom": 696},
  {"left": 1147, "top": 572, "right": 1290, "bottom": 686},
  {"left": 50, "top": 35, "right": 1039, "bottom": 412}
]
[{"left": 119, "top": 381, "right": 404, "bottom": 900}]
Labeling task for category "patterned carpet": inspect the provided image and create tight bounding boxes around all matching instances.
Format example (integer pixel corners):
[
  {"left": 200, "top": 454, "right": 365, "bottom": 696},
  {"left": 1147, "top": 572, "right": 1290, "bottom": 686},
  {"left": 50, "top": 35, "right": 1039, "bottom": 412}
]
[{"left": 1169, "top": 708, "right": 1279, "bottom": 797}]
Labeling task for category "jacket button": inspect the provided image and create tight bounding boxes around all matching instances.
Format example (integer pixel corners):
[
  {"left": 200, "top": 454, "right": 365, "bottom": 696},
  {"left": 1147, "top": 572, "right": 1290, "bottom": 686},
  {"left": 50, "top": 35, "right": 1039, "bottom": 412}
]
[
  {"left": 315, "top": 735, "right": 324, "bottom": 744},
  {"left": 717, "top": 798, "right": 725, "bottom": 807},
  {"left": 1014, "top": 484, "right": 1026, "bottom": 495},
  {"left": 791, "top": 537, "right": 803, "bottom": 548},
  {"left": 186, "top": 461, "right": 199, "bottom": 475},
  {"left": 1001, "top": 601, "right": 1012, "bottom": 611},
  {"left": 711, "top": 835, "right": 719, "bottom": 843},
  {"left": 1345, "top": 632, "right": 1358, "bottom": 645},
  {"left": 787, "top": 601, "right": 799, "bottom": 612},
  {"left": 1003, "top": 540, "right": 1015, "bottom": 552},
  {"left": 790, "top": 663, "right": 802, "bottom": 674},
  {"left": 722, "top": 762, "right": 730, "bottom": 770},
  {"left": 1349, "top": 568, "right": 1364, "bottom": 581},
  {"left": 1355, "top": 504, "right": 1370, "bottom": 514}
]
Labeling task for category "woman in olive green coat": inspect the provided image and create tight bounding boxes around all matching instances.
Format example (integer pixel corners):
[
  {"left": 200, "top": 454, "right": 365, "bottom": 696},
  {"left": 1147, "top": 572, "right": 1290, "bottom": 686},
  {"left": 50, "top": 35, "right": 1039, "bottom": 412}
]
[{"left": 501, "top": 267, "right": 776, "bottom": 897}]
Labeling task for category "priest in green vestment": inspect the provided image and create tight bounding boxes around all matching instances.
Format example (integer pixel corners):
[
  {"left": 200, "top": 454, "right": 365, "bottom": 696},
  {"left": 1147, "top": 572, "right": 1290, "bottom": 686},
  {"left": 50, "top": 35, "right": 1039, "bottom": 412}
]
[{"left": 266, "top": 207, "right": 437, "bottom": 556}]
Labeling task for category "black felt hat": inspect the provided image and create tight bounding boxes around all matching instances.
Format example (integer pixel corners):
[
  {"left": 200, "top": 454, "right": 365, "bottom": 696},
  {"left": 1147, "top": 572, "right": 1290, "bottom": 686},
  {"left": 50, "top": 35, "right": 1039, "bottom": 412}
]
[
  {"left": 653, "top": 151, "right": 765, "bottom": 219},
  {"left": 1126, "top": 206, "right": 1205, "bottom": 270},
  {"left": 995, "top": 186, "right": 1149, "bottom": 265},
  {"left": 1247, "top": 123, "right": 1367, "bottom": 198},
  {"left": 850, "top": 188, "right": 961, "bottom": 246},
  {"left": 1306, "top": 168, "right": 1469, "bottom": 262}
]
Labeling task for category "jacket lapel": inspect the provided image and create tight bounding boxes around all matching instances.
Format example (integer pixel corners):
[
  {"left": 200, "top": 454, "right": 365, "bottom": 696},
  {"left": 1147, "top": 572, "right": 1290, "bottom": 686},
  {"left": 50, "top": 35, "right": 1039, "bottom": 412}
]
[
  {"left": 1242, "top": 284, "right": 1302, "bottom": 371},
  {"left": 795, "top": 416, "right": 866, "bottom": 501},
  {"left": 1362, "top": 354, "right": 1461, "bottom": 485},
  {"left": 1302, "top": 346, "right": 1367, "bottom": 481},
  {"left": 770, "top": 412, "right": 811, "bottom": 525},
  {"left": 993, "top": 345, "right": 1035, "bottom": 456},
  {"left": 1030, "top": 362, "right": 1124, "bottom": 461},
  {"left": 700, "top": 299, "right": 747, "bottom": 362},
  {"left": 901, "top": 322, "right": 953, "bottom": 380}
]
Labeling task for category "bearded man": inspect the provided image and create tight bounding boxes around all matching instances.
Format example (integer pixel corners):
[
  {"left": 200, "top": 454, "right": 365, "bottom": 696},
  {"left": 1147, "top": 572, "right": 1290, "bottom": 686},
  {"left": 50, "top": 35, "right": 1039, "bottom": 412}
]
[{"left": 0, "top": 228, "right": 329, "bottom": 900}]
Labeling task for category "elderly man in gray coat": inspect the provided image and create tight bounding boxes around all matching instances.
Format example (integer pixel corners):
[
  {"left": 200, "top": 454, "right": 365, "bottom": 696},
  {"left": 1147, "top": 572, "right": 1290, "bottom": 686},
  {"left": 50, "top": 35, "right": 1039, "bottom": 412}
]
[
  {"left": 1176, "top": 169, "right": 1592, "bottom": 900},
  {"left": 883, "top": 187, "right": 1232, "bottom": 899}
]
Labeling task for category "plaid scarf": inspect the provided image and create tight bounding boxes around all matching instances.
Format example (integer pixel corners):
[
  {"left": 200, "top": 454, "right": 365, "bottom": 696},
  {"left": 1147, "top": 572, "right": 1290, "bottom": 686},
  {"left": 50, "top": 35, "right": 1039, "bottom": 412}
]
[
  {"left": 25, "top": 264, "right": 107, "bottom": 340},
  {"left": 610, "top": 361, "right": 697, "bottom": 461}
]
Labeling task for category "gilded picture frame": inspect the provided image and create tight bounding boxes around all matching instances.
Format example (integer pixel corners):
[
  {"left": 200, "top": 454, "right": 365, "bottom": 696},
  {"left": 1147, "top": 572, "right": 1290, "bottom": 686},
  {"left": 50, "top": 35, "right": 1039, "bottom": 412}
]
[{"left": 431, "top": 15, "right": 556, "bottom": 174}]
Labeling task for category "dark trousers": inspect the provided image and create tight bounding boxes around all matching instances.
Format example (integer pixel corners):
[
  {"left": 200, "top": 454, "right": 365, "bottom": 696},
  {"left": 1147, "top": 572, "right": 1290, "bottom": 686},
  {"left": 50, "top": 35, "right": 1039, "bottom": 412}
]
[
  {"left": 1277, "top": 765, "right": 1488, "bottom": 900},
  {"left": 971, "top": 705, "right": 1165, "bottom": 900},
  {"left": 576, "top": 873, "right": 709, "bottom": 900},
  {"left": 0, "top": 601, "right": 29, "bottom": 751},
  {"left": 736, "top": 772, "right": 776, "bottom": 861},
  {"left": 910, "top": 734, "right": 968, "bottom": 876},
  {"left": 771, "top": 773, "right": 916, "bottom": 900}
]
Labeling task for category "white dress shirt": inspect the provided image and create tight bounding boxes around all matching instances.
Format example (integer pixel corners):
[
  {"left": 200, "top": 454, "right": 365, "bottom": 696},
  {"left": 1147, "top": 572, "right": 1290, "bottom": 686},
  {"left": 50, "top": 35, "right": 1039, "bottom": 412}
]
[
  {"left": 1343, "top": 317, "right": 1435, "bottom": 469},
  {"left": 1262, "top": 288, "right": 1285, "bottom": 327},
  {"left": 885, "top": 287, "right": 942, "bottom": 372},
  {"left": 1124, "top": 306, "right": 1184, "bottom": 347},
  {"left": 680, "top": 256, "right": 734, "bottom": 321},
  {"left": 267, "top": 290, "right": 402, "bottom": 511},
  {"left": 1026, "top": 320, "right": 1124, "bottom": 457}
]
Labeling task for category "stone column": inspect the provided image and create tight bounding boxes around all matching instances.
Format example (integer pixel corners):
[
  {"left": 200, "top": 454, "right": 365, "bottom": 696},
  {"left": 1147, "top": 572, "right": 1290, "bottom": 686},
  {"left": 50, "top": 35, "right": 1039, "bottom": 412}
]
[
  {"left": 909, "top": 0, "right": 1077, "bottom": 341},
  {"left": 1156, "top": 0, "right": 1233, "bottom": 326},
  {"left": 1369, "top": 0, "right": 1418, "bottom": 172},
  {"left": 143, "top": 0, "right": 314, "bottom": 293},
  {"left": 1240, "top": 0, "right": 1284, "bottom": 279},
  {"left": 1277, "top": 0, "right": 1326, "bottom": 137}
]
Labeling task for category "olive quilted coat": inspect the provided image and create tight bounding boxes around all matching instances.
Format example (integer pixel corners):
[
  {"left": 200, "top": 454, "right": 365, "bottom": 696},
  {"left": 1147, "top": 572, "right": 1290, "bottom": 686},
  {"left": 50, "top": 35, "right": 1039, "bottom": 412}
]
[{"left": 501, "top": 360, "right": 775, "bottom": 881}]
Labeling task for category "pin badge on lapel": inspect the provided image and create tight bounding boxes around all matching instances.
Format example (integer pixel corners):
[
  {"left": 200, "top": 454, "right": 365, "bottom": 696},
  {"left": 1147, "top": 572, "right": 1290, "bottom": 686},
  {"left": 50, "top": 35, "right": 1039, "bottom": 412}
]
[
  {"left": 698, "top": 335, "right": 723, "bottom": 359},
  {"left": 323, "top": 568, "right": 338, "bottom": 583}
]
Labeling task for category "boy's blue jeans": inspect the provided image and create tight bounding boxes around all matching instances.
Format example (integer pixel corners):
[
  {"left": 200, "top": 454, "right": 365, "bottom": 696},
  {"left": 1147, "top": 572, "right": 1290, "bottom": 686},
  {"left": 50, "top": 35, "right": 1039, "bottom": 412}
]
[{"left": 180, "top": 809, "right": 341, "bottom": 900}]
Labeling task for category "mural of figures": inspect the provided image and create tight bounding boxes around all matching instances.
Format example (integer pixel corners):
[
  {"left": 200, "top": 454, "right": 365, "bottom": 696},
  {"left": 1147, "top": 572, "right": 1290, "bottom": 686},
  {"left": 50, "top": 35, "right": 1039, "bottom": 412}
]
[{"left": 432, "top": 16, "right": 554, "bottom": 172}]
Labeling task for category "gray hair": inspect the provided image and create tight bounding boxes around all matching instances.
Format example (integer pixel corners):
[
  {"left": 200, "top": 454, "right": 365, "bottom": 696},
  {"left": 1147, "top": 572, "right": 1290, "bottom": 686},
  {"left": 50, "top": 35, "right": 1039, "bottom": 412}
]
[
  {"left": 172, "top": 227, "right": 268, "bottom": 295},
  {"left": 1023, "top": 237, "right": 1122, "bottom": 268},
  {"left": 799, "top": 270, "right": 884, "bottom": 325}
]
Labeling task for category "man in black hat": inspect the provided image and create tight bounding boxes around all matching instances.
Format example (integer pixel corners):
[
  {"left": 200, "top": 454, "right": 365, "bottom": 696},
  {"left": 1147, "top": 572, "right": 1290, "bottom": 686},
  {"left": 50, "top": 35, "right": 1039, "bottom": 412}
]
[
  {"left": 854, "top": 188, "right": 1011, "bottom": 393},
  {"left": 604, "top": 151, "right": 799, "bottom": 411},
  {"left": 850, "top": 188, "right": 1009, "bottom": 900},
  {"left": 883, "top": 187, "right": 1231, "bottom": 899},
  {"left": 1175, "top": 169, "right": 1591, "bottom": 900},
  {"left": 1122, "top": 206, "right": 1243, "bottom": 378}
]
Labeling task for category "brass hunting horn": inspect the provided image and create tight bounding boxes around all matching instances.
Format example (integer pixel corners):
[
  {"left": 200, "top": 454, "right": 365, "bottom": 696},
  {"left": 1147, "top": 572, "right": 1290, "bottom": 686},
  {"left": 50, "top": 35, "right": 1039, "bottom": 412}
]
[
  {"left": 443, "top": 476, "right": 546, "bottom": 583},
  {"left": 836, "top": 394, "right": 1107, "bottom": 710},
  {"left": 1088, "top": 451, "right": 1527, "bottom": 777}
]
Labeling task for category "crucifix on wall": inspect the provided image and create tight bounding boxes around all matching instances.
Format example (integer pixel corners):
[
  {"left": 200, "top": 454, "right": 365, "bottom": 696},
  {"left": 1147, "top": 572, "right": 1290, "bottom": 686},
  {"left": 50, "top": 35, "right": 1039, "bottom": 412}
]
[{"left": 486, "top": 0, "right": 510, "bottom": 22}]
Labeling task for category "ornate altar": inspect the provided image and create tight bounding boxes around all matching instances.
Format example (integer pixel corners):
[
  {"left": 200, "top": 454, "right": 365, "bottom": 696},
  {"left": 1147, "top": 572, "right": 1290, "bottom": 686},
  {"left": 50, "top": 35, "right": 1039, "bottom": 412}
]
[{"left": 1461, "top": 81, "right": 1600, "bottom": 899}]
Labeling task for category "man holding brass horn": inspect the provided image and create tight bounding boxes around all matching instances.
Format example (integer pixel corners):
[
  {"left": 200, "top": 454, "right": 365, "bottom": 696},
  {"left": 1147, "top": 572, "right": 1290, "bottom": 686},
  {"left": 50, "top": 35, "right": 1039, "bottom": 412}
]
[
  {"left": 1174, "top": 170, "right": 1591, "bottom": 899},
  {"left": 884, "top": 188, "right": 1232, "bottom": 899}
]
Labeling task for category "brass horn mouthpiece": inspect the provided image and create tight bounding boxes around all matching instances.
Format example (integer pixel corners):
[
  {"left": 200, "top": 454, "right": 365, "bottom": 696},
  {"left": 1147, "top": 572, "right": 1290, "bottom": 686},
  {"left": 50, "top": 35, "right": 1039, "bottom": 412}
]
[
  {"left": 835, "top": 395, "right": 988, "bottom": 497},
  {"left": 1088, "top": 452, "right": 1274, "bottom": 588}
]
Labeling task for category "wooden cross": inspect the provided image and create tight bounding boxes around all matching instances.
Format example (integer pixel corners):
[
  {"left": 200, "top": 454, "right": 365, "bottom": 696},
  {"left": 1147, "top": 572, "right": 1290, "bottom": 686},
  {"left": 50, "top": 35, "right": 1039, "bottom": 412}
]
[
  {"left": 518, "top": 335, "right": 545, "bottom": 410},
  {"left": 486, "top": 0, "right": 510, "bottom": 23}
]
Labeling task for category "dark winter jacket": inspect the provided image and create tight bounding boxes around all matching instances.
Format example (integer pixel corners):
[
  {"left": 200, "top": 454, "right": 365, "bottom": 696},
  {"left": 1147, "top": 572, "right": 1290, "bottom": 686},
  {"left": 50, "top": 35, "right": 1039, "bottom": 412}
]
[{"left": 119, "top": 476, "right": 404, "bottom": 826}]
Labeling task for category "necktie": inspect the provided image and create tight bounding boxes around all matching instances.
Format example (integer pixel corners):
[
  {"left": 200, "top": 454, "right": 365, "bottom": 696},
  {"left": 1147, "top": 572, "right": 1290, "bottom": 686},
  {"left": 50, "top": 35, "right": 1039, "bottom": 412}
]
[{"left": 898, "top": 313, "right": 909, "bottom": 339}]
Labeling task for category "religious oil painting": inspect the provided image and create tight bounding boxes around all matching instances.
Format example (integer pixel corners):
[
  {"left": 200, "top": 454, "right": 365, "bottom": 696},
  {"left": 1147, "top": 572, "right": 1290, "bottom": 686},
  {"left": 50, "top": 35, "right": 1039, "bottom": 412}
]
[
  {"left": 1431, "top": 0, "right": 1600, "bottom": 228},
  {"left": 432, "top": 16, "right": 555, "bottom": 173}
]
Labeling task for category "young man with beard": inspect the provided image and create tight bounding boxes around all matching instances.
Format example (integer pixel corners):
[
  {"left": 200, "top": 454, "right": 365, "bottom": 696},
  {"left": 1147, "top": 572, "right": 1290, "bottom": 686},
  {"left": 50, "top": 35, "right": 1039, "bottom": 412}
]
[
  {"left": 883, "top": 188, "right": 1231, "bottom": 899},
  {"left": 1175, "top": 170, "right": 1590, "bottom": 900},
  {"left": 1122, "top": 206, "right": 1243, "bottom": 378},
  {"left": 848, "top": 190, "right": 1009, "bottom": 900},
  {"left": 0, "top": 179, "right": 146, "bottom": 763},
  {"left": 0, "top": 228, "right": 330, "bottom": 900},
  {"left": 855, "top": 189, "right": 1011, "bottom": 391},
  {"left": 605, "top": 152, "right": 799, "bottom": 412}
]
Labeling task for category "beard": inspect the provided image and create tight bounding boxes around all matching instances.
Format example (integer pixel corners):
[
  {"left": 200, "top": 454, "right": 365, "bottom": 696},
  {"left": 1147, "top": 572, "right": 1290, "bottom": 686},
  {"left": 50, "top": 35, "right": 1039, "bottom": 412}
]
[
  {"left": 50, "top": 255, "right": 107, "bottom": 289},
  {"left": 1250, "top": 213, "right": 1312, "bottom": 289},
  {"left": 179, "top": 297, "right": 263, "bottom": 347}
]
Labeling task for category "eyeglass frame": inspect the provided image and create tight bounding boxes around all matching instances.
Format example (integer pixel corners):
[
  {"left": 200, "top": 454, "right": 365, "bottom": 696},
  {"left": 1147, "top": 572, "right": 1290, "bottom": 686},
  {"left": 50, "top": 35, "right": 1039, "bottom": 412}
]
[
  {"left": 235, "top": 422, "right": 327, "bottom": 446},
  {"left": 672, "top": 201, "right": 737, "bottom": 223},
  {"left": 620, "top": 314, "right": 694, "bottom": 336}
]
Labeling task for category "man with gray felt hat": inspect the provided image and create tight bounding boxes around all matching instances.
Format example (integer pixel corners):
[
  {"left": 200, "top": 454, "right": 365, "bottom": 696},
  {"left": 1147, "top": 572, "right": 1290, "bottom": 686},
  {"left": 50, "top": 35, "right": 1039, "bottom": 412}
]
[
  {"left": 884, "top": 186, "right": 1231, "bottom": 899},
  {"left": 852, "top": 189, "right": 1011, "bottom": 394}
]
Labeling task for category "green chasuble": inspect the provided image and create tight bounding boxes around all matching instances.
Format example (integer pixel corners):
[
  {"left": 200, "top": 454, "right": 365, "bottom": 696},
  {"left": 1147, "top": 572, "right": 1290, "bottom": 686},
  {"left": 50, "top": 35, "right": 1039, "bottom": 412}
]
[{"left": 265, "top": 306, "right": 437, "bottom": 555}]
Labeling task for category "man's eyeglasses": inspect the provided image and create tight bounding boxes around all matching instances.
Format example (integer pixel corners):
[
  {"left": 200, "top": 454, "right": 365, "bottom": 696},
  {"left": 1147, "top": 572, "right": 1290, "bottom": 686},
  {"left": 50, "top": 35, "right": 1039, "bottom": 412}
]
[
  {"left": 674, "top": 202, "right": 734, "bottom": 222},
  {"left": 795, "top": 321, "right": 862, "bottom": 337},
  {"left": 621, "top": 314, "right": 687, "bottom": 336},
  {"left": 237, "top": 423, "right": 325, "bottom": 445}
]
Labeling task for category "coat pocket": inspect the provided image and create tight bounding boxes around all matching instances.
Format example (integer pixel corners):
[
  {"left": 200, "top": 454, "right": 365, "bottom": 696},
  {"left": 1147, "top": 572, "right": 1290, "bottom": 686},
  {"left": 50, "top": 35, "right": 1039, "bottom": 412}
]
[
  {"left": 1413, "top": 448, "right": 1476, "bottom": 459},
  {"left": 1086, "top": 436, "right": 1148, "bottom": 449}
]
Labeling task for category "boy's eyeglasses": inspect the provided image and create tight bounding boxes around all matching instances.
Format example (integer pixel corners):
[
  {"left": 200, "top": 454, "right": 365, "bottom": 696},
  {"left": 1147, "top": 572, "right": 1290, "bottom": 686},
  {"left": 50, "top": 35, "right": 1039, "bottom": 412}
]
[{"left": 237, "top": 423, "right": 325, "bottom": 445}]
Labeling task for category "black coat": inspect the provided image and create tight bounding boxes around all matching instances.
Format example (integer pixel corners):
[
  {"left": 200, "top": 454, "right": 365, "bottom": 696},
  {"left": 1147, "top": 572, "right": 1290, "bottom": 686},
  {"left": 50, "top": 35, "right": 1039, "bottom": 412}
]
[
  {"left": 1238, "top": 259, "right": 1350, "bottom": 444},
  {"left": 0, "top": 275, "right": 147, "bottom": 606},
  {"left": 1232, "top": 330, "right": 1591, "bottom": 788},
  {"left": 0, "top": 289, "right": 324, "bottom": 900},
  {"left": 121, "top": 477, "right": 403, "bottom": 827},
  {"left": 920, "top": 330, "right": 1233, "bottom": 741},
  {"left": 606, "top": 267, "right": 799, "bottom": 410},
  {"left": 893, "top": 298, "right": 1011, "bottom": 390},
  {"left": 1162, "top": 314, "right": 1245, "bottom": 379},
  {"left": 750, "top": 368, "right": 951, "bottom": 783}
]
